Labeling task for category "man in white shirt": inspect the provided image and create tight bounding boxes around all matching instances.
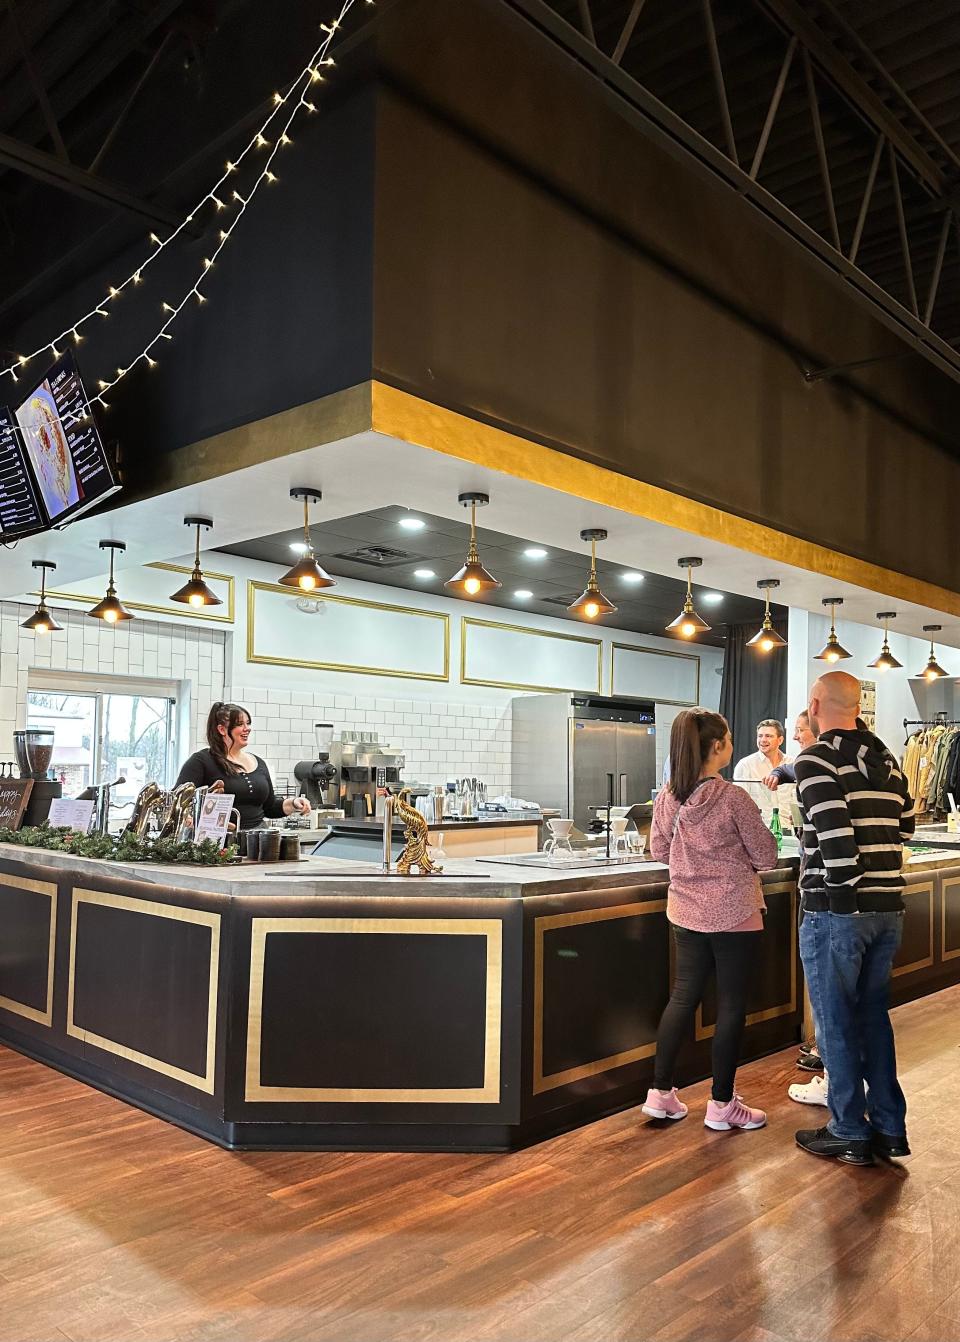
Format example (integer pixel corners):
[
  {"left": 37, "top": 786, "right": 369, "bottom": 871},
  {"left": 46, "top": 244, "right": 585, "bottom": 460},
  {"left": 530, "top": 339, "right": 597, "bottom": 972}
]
[{"left": 733, "top": 719, "right": 792, "bottom": 821}]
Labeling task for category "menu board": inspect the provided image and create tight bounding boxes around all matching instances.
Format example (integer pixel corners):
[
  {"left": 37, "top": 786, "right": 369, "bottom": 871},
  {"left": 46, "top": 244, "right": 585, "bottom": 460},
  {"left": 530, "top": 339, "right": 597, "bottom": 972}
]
[
  {"left": 0, "top": 406, "right": 46, "bottom": 539},
  {"left": 14, "top": 352, "right": 119, "bottom": 529},
  {"left": 0, "top": 778, "right": 33, "bottom": 831}
]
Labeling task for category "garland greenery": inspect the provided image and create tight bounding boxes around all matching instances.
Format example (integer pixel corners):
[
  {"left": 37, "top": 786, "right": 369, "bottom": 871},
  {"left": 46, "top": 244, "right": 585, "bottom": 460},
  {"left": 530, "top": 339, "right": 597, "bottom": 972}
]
[{"left": 0, "top": 824, "right": 237, "bottom": 866}]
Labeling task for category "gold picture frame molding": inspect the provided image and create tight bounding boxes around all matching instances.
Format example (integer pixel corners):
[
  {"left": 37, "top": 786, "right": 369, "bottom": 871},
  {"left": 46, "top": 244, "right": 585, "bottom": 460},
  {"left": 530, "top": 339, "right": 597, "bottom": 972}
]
[
  {"left": 460, "top": 615, "right": 603, "bottom": 694},
  {"left": 0, "top": 874, "right": 58, "bottom": 1028},
  {"left": 244, "top": 916, "right": 502, "bottom": 1104},
  {"left": 247, "top": 580, "right": 451, "bottom": 683},
  {"left": 609, "top": 642, "right": 701, "bottom": 704},
  {"left": 39, "top": 562, "right": 235, "bottom": 625}
]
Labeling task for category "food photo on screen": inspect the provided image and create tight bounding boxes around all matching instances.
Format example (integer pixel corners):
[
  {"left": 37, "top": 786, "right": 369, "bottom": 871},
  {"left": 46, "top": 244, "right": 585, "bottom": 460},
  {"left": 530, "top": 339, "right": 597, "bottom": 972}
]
[{"left": 15, "top": 380, "right": 82, "bottom": 522}]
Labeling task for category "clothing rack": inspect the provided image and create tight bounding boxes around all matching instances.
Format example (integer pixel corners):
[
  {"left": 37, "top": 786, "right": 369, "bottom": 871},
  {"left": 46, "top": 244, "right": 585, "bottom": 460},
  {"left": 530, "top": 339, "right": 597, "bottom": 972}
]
[{"left": 903, "top": 716, "right": 960, "bottom": 741}]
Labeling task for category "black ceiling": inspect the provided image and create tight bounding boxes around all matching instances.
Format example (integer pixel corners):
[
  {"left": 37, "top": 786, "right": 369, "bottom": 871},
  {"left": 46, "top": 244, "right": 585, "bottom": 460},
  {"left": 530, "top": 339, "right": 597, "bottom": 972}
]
[{"left": 217, "top": 504, "right": 783, "bottom": 644}]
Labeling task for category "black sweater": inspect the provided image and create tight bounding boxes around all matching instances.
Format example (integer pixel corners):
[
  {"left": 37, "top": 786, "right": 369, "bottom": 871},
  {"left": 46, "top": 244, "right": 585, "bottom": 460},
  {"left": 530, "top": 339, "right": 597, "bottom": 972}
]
[
  {"left": 175, "top": 748, "right": 285, "bottom": 830},
  {"left": 794, "top": 727, "right": 915, "bottom": 913}
]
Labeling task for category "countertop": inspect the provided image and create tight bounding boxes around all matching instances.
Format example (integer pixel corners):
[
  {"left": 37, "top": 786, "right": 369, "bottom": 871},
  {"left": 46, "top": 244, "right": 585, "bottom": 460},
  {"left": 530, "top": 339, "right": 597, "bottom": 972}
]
[{"left": 326, "top": 815, "right": 543, "bottom": 832}]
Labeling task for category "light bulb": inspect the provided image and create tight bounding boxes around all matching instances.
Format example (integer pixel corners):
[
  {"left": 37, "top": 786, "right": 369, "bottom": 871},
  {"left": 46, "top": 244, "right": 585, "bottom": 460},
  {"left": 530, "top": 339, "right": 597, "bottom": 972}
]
[
  {"left": 189, "top": 593, "right": 205, "bottom": 608},
  {"left": 759, "top": 636, "right": 774, "bottom": 653},
  {"left": 680, "top": 620, "right": 697, "bottom": 638},
  {"left": 299, "top": 574, "right": 317, "bottom": 591},
  {"left": 826, "top": 650, "right": 839, "bottom": 663},
  {"left": 584, "top": 600, "right": 600, "bottom": 619},
  {"left": 35, "top": 620, "right": 49, "bottom": 634},
  {"left": 465, "top": 577, "right": 481, "bottom": 595},
  {"left": 104, "top": 609, "right": 118, "bottom": 624}
]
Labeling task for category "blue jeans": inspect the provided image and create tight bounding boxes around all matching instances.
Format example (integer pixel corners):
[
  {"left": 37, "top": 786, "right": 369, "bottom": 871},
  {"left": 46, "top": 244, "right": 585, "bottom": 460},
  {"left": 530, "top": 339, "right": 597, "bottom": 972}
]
[{"left": 799, "top": 909, "right": 907, "bottom": 1142}]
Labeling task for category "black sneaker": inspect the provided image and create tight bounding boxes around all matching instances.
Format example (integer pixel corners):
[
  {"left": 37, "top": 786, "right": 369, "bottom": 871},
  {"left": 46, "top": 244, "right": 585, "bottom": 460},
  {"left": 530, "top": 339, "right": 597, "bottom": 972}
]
[
  {"left": 872, "top": 1132, "right": 911, "bottom": 1159},
  {"left": 797, "top": 1046, "right": 824, "bottom": 1072},
  {"left": 795, "top": 1126, "right": 874, "bottom": 1165}
]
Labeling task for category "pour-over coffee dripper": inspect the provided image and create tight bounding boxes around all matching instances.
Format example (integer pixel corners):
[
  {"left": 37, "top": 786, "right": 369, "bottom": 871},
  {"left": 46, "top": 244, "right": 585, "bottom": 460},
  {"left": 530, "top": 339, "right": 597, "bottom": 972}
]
[{"left": 544, "top": 817, "right": 575, "bottom": 857}]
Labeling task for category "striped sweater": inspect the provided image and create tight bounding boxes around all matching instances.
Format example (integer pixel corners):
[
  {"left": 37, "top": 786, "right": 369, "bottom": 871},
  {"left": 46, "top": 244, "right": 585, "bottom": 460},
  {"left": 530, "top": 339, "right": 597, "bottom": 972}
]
[{"left": 794, "top": 727, "right": 916, "bottom": 913}]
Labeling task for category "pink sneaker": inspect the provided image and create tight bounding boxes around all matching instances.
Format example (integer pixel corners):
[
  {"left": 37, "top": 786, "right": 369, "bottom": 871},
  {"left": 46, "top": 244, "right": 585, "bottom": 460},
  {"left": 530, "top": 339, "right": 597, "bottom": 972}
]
[
  {"left": 704, "top": 1095, "right": 766, "bottom": 1131},
  {"left": 641, "top": 1087, "right": 688, "bottom": 1121}
]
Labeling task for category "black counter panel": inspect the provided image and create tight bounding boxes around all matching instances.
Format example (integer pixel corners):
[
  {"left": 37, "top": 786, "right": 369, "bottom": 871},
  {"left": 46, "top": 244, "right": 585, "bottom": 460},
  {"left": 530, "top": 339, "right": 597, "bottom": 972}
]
[
  {"left": 698, "top": 882, "right": 798, "bottom": 1035},
  {"left": 0, "top": 873, "right": 57, "bottom": 1026},
  {"left": 893, "top": 879, "right": 935, "bottom": 979}
]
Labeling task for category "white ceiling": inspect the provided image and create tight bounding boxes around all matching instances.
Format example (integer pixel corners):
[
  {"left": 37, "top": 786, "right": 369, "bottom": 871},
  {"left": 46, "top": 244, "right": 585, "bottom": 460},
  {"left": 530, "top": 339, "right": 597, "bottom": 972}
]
[{"left": 2, "top": 427, "right": 958, "bottom": 647}]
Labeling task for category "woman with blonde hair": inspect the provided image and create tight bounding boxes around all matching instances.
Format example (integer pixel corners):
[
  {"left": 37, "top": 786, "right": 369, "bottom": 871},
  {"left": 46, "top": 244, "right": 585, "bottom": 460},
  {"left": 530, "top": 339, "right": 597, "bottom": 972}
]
[{"left": 642, "top": 708, "right": 778, "bottom": 1131}]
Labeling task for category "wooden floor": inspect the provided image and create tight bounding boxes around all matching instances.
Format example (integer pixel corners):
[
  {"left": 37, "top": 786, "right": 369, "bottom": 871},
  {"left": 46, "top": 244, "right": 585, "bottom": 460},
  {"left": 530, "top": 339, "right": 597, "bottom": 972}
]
[{"left": 2, "top": 990, "right": 960, "bottom": 1342}]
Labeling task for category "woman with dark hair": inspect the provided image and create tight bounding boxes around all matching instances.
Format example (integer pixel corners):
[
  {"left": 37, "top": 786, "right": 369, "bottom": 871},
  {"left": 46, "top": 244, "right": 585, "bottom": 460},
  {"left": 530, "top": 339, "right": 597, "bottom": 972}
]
[
  {"left": 176, "top": 702, "right": 309, "bottom": 831},
  {"left": 642, "top": 708, "right": 778, "bottom": 1132}
]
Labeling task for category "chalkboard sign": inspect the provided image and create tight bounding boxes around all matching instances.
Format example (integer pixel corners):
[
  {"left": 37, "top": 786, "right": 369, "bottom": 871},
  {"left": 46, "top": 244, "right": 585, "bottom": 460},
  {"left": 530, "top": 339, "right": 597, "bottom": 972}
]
[{"left": 0, "top": 779, "right": 34, "bottom": 830}]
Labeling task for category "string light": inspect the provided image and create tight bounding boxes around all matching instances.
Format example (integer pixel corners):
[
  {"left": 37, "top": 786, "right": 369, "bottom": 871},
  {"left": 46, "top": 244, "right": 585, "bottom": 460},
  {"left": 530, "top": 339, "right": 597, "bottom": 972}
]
[{"left": 0, "top": 0, "right": 365, "bottom": 389}]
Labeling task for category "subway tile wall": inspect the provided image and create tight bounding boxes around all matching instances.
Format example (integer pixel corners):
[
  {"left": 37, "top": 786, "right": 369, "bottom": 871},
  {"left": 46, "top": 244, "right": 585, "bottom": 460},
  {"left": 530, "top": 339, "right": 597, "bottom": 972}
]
[
  {"left": 230, "top": 684, "right": 513, "bottom": 796},
  {"left": 0, "top": 601, "right": 226, "bottom": 761}
]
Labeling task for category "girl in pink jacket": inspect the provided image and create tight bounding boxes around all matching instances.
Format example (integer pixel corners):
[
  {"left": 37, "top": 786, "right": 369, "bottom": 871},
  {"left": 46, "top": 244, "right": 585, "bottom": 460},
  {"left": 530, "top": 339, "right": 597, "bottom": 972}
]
[{"left": 642, "top": 708, "right": 778, "bottom": 1131}]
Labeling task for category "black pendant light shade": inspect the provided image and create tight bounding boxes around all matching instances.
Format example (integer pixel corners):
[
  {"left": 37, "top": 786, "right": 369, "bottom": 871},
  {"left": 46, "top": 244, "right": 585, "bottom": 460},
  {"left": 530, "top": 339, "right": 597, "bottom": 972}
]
[
  {"left": 746, "top": 578, "right": 786, "bottom": 651},
  {"left": 87, "top": 541, "right": 134, "bottom": 623},
  {"left": 917, "top": 625, "right": 948, "bottom": 681},
  {"left": 278, "top": 487, "right": 335, "bottom": 592},
  {"left": 666, "top": 558, "right": 710, "bottom": 637},
  {"left": 445, "top": 492, "right": 501, "bottom": 596},
  {"left": 567, "top": 528, "right": 616, "bottom": 619},
  {"left": 170, "top": 517, "right": 222, "bottom": 607},
  {"left": 814, "top": 599, "right": 851, "bottom": 662},
  {"left": 21, "top": 560, "right": 62, "bottom": 634},
  {"left": 867, "top": 612, "right": 903, "bottom": 672}
]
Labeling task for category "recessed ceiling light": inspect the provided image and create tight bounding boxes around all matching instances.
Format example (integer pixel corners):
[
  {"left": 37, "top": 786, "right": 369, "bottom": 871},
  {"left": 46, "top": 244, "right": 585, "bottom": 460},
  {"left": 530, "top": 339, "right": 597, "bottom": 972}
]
[
  {"left": 289, "top": 541, "right": 308, "bottom": 554},
  {"left": 514, "top": 589, "right": 533, "bottom": 599},
  {"left": 701, "top": 592, "right": 724, "bottom": 604},
  {"left": 621, "top": 571, "right": 645, "bottom": 583},
  {"left": 398, "top": 516, "right": 426, "bottom": 531},
  {"left": 523, "top": 547, "right": 548, "bottom": 559},
  {"left": 413, "top": 568, "right": 436, "bottom": 579}
]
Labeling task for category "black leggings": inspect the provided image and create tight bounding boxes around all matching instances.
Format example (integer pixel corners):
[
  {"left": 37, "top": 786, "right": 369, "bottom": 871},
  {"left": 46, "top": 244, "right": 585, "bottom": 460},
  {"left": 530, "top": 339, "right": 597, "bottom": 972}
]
[{"left": 653, "top": 926, "right": 760, "bottom": 1103}]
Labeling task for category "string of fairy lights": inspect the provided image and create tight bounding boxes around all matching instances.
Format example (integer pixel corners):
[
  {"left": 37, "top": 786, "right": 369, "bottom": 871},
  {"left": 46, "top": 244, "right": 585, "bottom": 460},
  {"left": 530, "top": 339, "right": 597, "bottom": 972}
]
[{"left": 1, "top": 0, "right": 372, "bottom": 420}]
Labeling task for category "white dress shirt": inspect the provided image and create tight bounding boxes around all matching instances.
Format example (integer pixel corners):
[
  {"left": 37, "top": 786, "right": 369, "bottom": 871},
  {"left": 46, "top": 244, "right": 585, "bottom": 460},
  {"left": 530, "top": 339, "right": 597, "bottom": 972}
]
[{"left": 733, "top": 750, "right": 795, "bottom": 822}]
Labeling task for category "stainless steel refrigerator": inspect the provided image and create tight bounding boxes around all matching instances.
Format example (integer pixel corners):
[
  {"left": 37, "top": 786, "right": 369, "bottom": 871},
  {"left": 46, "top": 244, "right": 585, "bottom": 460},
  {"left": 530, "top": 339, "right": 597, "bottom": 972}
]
[{"left": 511, "top": 695, "right": 657, "bottom": 831}]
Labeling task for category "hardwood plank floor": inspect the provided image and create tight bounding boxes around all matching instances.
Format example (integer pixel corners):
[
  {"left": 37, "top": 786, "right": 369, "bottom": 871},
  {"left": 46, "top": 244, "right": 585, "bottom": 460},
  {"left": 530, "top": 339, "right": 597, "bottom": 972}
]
[{"left": 1, "top": 987, "right": 959, "bottom": 1342}]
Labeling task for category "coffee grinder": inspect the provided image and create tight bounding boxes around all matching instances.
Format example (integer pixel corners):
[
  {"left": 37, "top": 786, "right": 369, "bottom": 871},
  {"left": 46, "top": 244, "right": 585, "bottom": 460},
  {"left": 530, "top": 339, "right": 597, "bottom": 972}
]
[
  {"left": 293, "top": 723, "right": 339, "bottom": 811},
  {"left": 13, "top": 729, "right": 62, "bottom": 826}
]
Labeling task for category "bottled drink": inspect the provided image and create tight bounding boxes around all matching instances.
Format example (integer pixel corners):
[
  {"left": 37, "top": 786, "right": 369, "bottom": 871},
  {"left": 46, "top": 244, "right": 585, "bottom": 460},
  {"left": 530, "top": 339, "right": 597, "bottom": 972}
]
[{"left": 769, "top": 805, "right": 783, "bottom": 853}]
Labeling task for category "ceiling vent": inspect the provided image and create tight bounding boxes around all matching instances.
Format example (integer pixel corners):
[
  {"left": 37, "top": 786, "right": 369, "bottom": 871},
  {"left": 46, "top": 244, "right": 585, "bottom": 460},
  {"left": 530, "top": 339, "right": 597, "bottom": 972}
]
[
  {"left": 542, "top": 593, "right": 583, "bottom": 607},
  {"left": 331, "top": 545, "right": 421, "bottom": 568}
]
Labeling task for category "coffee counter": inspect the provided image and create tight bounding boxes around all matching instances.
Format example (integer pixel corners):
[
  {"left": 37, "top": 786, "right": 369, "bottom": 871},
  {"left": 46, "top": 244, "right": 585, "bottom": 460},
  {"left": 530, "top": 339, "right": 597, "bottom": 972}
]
[{"left": 1, "top": 842, "right": 958, "bottom": 1151}]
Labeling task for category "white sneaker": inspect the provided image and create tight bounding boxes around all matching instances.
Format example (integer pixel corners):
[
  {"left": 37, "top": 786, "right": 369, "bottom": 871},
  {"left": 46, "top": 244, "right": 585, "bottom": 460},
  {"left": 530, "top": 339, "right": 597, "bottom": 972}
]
[{"left": 788, "top": 1073, "right": 829, "bottom": 1106}]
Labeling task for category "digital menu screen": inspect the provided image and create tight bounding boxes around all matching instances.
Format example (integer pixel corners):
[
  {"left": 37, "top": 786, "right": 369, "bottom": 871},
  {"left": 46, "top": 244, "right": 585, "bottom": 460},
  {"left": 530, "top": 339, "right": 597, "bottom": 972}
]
[
  {"left": 14, "top": 353, "right": 119, "bottom": 529},
  {"left": 0, "top": 405, "right": 46, "bottom": 540}
]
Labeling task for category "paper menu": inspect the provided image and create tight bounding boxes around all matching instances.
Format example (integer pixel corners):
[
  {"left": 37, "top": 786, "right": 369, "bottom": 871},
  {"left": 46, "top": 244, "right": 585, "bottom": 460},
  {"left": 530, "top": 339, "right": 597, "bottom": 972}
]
[
  {"left": 47, "top": 798, "right": 95, "bottom": 832},
  {"left": 194, "top": 793, "right": 235, "bottom": 847}
]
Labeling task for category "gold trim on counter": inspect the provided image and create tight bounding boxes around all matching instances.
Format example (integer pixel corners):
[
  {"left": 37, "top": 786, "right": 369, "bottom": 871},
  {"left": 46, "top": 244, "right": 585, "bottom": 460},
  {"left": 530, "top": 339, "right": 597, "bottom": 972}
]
[
  {"left": 245, "top": 916, "right": 502, "bottom": 1103},
  {"left": 695, "top": 882, "right": 797, "bottom": 1039},
  {"left": 460, "top": 616, "right": 603, "bottom": 694},
  {"left": 66, "top": 889, "right": 221, "bottom": 1094},
  {"left": 609, "top": 643, "right": 700, "bottom": 704},
  {"left": 247, "top": 580, "right": 450, "bottom": 682},
  {"left": 533, "top": 900, "right": 667, "bottom": 1094},
  {"left": 943, "top": 876, "right": 960, "bottom": 963},
  {"left": 41, "top": 564, "right": 235, "bottom": 625},
  {"left": 892, "top": 880, "right": 935, "bottom": 977},
  {"left": 0, "top": 874, "right": 58, "bottom": 1028}
]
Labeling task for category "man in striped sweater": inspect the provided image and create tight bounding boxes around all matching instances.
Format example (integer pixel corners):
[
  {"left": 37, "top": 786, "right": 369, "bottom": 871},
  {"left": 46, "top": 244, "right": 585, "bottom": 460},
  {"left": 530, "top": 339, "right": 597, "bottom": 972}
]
[{"left": 793, "top": 671, "right": 915, "bottom": 1166}]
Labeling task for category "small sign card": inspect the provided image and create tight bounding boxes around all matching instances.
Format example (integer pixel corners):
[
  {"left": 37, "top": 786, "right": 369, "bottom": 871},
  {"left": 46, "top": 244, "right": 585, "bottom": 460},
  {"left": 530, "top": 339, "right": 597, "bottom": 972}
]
[
  {"left": 194, "top": 793, "right": 235, "bottom": 848},
  {"left": 0, "top": 778, "right": 33, "bottom": 830},
  {"left": 47, "top": 798, "right": 96, "bottom": 833}
]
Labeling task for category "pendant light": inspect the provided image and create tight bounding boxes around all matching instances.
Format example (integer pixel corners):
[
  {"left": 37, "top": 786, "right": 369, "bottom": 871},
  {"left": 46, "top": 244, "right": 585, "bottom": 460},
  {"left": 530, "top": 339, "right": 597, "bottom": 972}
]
[
  {"left": 444, "top": 492, "right": 501, "bottom": 596},
  {"left": 87, "top": 541, "right": 134, "bottom": 623},
  {"left": 567, "top": 528, "right": 617, "bottom": 619},
  {"left": 813, "top": 598, "right": 851, "bottom": 662},
  {"left": 666, "top": 558, "right": 710, "bottom": 638},
  {"left": 746, "top": 579, "right": 786, "bottom": 651},
  {"left": 170, "top": 517, "right": 222, "bottom": 608},
  {"left": 21, "top": 560, "right": 62, "bottom": 634},
  {"left": 917, "top": 625, "right": 948, "bottom": 682},
  {"left": 278, "top": 487, "right": 335, "bottom": 592},
  {"left": 867, "top": 612, "right": 903, "bottom": 672}
]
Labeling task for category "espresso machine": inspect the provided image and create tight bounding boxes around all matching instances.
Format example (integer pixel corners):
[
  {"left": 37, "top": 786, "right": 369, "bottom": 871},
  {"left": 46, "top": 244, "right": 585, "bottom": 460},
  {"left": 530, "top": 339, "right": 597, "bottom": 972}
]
[
  {"left": 13, "top": 729, "right": 62, "bottom": 827},
  {"left": 294, "top": 724, "right": 405, "bottom": 819}
]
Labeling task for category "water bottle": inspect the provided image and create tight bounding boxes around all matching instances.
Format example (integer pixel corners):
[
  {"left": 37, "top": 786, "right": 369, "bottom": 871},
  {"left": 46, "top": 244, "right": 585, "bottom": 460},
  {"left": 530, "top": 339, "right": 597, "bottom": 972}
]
[{"left": 769, "top": 805, "right": 783, "bottom": 854}]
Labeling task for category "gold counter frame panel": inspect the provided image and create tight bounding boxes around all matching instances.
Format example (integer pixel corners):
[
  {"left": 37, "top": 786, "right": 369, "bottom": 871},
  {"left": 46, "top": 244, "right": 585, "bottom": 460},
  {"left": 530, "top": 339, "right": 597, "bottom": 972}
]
[
  {"left": 892, "top": 880, "right": 935, "bottom": 978},
  {"left": 66, "top": 889, "right": 222, "bottom": 1094},
  {"left": 695, "top": 883, "right": 798, "bottom": 1040},
  {"left": 245, "top": 916, "right": 503, "bottom": 1103},
  {"left": 533, "top": 900, "right": 667, "bottom": 1095},
  {"left": 0, "top": 874, "right": 58, "bottom": 1028}
]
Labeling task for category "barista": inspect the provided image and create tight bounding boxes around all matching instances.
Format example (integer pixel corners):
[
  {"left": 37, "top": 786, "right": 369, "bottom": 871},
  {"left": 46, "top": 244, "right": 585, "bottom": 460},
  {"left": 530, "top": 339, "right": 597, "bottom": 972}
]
[{"left": 176, "top": 702, "right": 309, "bottom": 830}]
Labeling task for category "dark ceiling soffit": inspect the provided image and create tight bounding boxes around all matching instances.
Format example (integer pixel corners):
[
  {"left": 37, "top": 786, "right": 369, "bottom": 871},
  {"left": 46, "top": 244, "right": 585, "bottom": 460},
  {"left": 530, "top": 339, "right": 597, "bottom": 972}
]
[
  {"left": 0, "top": 128, "right": 185, "bottom": 229},
  {"left": 501, "top": 0, "right": 960, "bottom": 389}
]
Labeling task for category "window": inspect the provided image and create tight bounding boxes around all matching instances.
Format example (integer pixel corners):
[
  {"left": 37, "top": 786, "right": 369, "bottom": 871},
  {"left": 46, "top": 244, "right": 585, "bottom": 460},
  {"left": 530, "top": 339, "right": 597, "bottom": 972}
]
[{"left": 26, "top": 681, "right": 178, "bottom": 805}]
